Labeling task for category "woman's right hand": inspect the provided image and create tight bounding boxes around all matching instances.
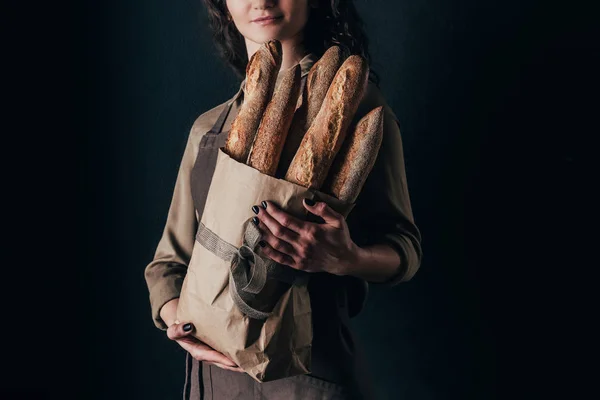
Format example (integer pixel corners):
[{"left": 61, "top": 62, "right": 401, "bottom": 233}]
[
  {"left": 167, "top": 321, "right": 244, "bottom": 373},
  {"left": 161, "top": 298, "right": 243, "bottom": 373}
]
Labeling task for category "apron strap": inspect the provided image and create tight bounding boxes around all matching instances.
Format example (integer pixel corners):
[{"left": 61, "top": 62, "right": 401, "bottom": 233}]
[
  {"left": 190, "top": 99, "right": 236, "bottom": 221},
  {"left": 207, "top": 99, "right": 234, "bottom": 135}
]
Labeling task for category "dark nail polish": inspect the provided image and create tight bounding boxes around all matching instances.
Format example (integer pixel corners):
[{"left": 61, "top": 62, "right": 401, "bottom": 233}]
[
  {"left": 252, "top": 205, "right": 259, "bottom": 214},
  {"left": 259, "top": 240, "right": 266, "bottom": 247},
  {"left": 304, "top": 198, "right": 315, "bottom": 206},
  {"left": 183, "top": 323, "right": 192, "bottom": 332},
  {"left": 261, "top": 201, "right": 267, "bottom": 209},
  {"left": 252, "top": 216, "right": 259, "bottom": 226}
]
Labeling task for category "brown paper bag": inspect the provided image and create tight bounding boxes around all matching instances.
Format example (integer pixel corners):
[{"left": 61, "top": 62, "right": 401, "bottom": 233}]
[{"left": 176, "top": 146, "right": 355, "bottom": 383}]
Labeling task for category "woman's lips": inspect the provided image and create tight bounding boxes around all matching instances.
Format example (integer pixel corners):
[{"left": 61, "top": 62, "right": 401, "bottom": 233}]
[{"left": 252, "top": 16, "right": 283, "bottom": 26}]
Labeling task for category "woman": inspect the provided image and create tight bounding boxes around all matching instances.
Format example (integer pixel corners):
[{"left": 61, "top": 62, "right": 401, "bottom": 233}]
[{"left": 144, "top": 0, "right": 423, "bottom": 399}]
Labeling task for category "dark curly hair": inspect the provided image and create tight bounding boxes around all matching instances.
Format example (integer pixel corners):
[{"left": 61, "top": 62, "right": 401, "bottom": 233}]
[{"left": 200, "top": 0, "right": 380, "bottom": 87}]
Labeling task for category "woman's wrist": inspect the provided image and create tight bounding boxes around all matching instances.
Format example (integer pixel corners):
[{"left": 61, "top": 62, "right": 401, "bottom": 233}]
[
  {"left": 160, "top": 297, "right": 180, "bottom": 328},
  {"left": 343, "top": 243, "right": 403, "bottom": 283}
]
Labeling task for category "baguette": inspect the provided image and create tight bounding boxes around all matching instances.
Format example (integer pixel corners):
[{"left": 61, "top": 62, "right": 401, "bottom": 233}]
[
  {"left": 224, "top": 40, "right": 283, "bottom": 163},
  {"left": 276, "top": 46, "right": 344, "bottom": 178},
  {"left": 284, "top": 55, "right": 370, "bottom": 189},
  {"left": 322, "top": 106, "right": 384, "bottom": 203},
  {"left": 247, "top": 64, "right": 302, "bottom": 176}
]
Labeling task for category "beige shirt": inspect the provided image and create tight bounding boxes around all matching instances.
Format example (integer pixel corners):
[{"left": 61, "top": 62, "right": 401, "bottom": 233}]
[{"left": 144, "top": 53, "right": 423, "bottom": 330}]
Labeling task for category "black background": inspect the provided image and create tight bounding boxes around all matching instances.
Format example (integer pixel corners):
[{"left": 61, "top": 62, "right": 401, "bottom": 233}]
[{"left": 2, "top": 0, "right": 596, "bottom": 398}]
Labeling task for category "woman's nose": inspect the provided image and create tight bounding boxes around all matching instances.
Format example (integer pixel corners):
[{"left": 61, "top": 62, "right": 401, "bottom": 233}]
[{"left": 252, "top": 0, "right": 276, "bottom": 10}]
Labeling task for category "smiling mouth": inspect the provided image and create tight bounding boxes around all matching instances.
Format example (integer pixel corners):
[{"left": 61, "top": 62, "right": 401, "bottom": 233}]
[{"left": 252, "top": 16, "right": 283, "bottom": 23}]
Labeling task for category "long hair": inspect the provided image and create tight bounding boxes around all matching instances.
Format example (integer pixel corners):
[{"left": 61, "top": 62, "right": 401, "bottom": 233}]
[{"left": 201, "top": 0, "right": 381, "bottom": 87}]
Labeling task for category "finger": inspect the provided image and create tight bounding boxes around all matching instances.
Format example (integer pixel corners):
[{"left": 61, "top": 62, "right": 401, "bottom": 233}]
[
  {"left": 303, "top": 199, "right": 343, "bottom": 228},
  {"left": 212, "top": 362, "right": 244, "bottom": 373},
  {"left": 258, "top": 241, "right": 297, "bottom": 269},
  {"left": 174, "top": 337, "right": 201, "bottom": 357},
  {"left": 198, "top": 347, "right": 238, "bottom": 367},
  {"left": 208, "top": 362, "right": 244, "bottom": 373},
  {"left": 207, "top": 353, "right": 238, "bottom": 367},
  {"left": 259, "top": 200, "right": 312, "bottom": 236},
  {"left": 257, "top": 225, "right": 298, "bottom": 260},
  {"left": 176, "top": 339, "right": 238, "bottom": 367},
  {"left": 167, "top": 322, "right": 194, "bottom": 340},
  {"left": 252, "top": 204, "right": 299, "bottom": 244},
  {"left": 168, "top": 326, "right": 242, "bottom": 371}
]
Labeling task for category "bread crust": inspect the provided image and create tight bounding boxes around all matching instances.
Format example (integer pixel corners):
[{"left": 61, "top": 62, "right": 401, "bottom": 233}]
[
  {"left": 248, "top": 64, "right": 302, "bottom": 176},
  {"left": 276, "top": 46, "right": 344, "bottom": 178},
  {"left": 224, "top": 40, "right": 283, "bottom": 163},
  {"left": 322, "top": 106, "right": 384, "bottom": 203},
  {"left": 284, "top": 55, "right": 370, "bottom": 189}
]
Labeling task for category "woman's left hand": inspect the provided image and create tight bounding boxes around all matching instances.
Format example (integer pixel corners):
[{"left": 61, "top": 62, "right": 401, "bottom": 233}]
[{"left": 251, "top": 199, "right": 359, "bottom": 276}]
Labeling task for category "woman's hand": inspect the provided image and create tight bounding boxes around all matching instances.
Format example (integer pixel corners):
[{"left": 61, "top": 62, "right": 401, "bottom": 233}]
[
  {"left": 160, "top": 298, "right": 243, "bottom": 373},
  {"left": 251, "top": 198, "right": 360, "bottom": 276},
  {"left": 167, "top": 322, "right": 244, "bottom": 373}
]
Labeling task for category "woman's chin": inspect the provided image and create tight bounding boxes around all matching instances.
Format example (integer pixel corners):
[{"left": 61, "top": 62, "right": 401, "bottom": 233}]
[{"left": 246, "top": 29, "right": 287, "bottom": 44}]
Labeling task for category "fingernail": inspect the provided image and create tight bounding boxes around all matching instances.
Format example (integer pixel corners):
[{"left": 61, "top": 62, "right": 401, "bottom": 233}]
[
  {"left": 252, "top": 205, "right": 259, "bottom": 214},
  {"left": 261, "top": 201, "right": 267, "bottom": 209},
  {"left": 259, "top": 240, "right": 266, "bottom": 247},
  {"left": 252, "top": 216, "right": 259, "bottom": 226},
  {"left": 183, "top": 323, "right": 192, "bottom": 332},
  {"left": 304, "top": 198, "right": 315, "bottom": 206}
]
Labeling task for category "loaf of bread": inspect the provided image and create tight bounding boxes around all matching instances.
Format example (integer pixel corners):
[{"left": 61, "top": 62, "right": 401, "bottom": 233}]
[
  {"left": 284, "top": 55, "right": 370, "bottom": 189},
  {"left": 224, "top": 40, "right": 283, "bottom": 163},
  {"left": 322, "top": 106, "right": 384, "bottom": 203},
  {"left": 247, "top": 64, "right": 302, "bottom": 176},
  {"left": 275, "top": 46, "right": 344, "bottom": 178}
]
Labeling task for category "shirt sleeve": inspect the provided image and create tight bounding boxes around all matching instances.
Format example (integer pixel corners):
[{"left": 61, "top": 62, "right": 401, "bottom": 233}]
[
  {"left": 345, "top": 103, "right": 423, "bottom": 287},
  {"left": 143, "top": 128, "right": 200, "bottom": 331}
]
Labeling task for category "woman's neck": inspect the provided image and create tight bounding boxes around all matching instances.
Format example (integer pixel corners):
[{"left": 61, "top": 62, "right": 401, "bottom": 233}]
[{"left": 245, "top": 36, "right": 308, "bottom": 72}]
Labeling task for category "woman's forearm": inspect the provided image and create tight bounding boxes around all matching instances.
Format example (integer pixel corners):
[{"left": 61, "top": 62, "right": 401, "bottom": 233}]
[{"left": 345, "top": 243, "right": 403, "bottom": 283}]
